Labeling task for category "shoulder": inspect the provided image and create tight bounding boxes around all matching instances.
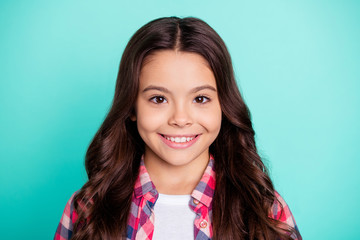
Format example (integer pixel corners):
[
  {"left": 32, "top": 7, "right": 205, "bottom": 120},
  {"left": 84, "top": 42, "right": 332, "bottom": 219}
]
[
  {"left": 270, "top": 191, "right": 294, "bottom": 224},
  {"left": 54, "top": 192, "right": 79, "bottom": 240},
  {"left": 270, "top": 191, "right": 301, "bottom": 239}
]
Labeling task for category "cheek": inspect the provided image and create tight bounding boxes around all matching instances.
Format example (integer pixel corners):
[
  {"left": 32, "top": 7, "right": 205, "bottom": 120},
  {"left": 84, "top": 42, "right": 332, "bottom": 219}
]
[
  {"left": 199, "top": 106, "right": 222, "bottom": 133},
  {"left": 207, "top": 116, "right": 222, "bottom": 134},
  {"left": 136, "top": 105, "right": 164, "bottom": 133}
]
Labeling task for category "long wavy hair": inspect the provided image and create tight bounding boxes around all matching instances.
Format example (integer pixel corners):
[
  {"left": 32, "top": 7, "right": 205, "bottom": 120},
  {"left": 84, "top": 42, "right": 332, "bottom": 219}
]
[{"left": 72, "top": 17, "right": 300, "bottom": 239}]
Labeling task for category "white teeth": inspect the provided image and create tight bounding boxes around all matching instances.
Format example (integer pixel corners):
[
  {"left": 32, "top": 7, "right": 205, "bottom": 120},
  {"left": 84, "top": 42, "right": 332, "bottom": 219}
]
[{"left": 165, "top": 136, "right": 195, "bottom": 143}]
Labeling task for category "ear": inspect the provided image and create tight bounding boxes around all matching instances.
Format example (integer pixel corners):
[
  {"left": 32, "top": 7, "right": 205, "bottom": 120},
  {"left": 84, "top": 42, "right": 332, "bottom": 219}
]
[{"left": 130, "top": 108, "right": 137, "bottom": 121}]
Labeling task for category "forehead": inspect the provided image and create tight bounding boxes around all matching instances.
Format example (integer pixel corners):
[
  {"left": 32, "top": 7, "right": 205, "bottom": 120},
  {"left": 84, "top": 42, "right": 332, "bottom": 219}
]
[
  {"left": 139, "top": 50, "right": 216, "bottom": 89},
  {"left": 142, "top": 50, "right": 210, "bottom": 68}
]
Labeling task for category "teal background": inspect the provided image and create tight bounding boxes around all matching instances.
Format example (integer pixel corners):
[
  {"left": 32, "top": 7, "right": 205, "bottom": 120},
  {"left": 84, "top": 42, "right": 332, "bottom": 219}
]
[{"left": 1, "top": 0, "right": 359, "bottom": 239}]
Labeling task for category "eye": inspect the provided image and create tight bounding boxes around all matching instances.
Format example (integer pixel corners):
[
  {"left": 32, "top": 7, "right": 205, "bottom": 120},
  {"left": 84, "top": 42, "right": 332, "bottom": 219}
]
[
  {"left": 150, "top": 96, "right": 167, "bottom": 104},
  {"left": 193, "top": 96, "right": 210, "bottom": 104}
]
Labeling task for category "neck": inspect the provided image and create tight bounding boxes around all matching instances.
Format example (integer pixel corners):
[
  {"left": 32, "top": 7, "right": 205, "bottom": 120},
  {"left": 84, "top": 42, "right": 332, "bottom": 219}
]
[{"left": 143, "top": 150, "right": 210, "bottom": 195}]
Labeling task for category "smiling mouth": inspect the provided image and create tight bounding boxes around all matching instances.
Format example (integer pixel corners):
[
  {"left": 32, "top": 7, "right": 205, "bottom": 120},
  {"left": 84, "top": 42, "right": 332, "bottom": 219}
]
[{"left": 160, "top": 134, "right": 199, "bottom": 143}]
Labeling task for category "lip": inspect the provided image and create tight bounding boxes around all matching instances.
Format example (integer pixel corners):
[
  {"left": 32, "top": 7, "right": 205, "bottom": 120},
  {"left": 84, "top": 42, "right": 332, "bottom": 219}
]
[{"left": 158, "top": 133, "right": 200, "bottom": 149}]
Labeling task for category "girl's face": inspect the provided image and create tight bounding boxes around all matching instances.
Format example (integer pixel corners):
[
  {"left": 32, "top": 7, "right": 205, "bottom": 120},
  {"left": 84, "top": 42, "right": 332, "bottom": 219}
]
[{"left": 134, "top": 50, "right": 222, "bottom": 170}]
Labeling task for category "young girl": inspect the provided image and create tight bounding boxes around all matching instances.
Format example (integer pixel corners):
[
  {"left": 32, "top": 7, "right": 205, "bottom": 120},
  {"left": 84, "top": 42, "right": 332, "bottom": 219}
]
[{"left": 55, "top": 17, "right": 301, "bottom": 240}]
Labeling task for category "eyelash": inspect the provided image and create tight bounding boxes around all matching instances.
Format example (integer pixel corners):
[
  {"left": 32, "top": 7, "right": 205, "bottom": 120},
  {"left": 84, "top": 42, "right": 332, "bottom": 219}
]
[
  {"left": 193, "top": 95, "right": 210, "bottom": 104},
  {"left": 149, "top": 95, "right": 210, "bottom": 104},
  {"left": 149, "top": 95, "right": 167, "bottom": 104}
]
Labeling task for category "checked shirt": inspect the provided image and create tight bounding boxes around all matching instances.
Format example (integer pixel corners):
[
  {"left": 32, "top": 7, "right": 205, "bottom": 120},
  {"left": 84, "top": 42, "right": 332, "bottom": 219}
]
[{"left": 54, "top": 156, "right": 300, "bottom": 240}]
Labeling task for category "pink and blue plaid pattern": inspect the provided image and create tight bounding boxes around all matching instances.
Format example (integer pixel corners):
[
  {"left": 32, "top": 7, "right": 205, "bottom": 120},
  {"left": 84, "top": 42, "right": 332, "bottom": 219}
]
[
  {"left": 54, "top": 156, "right": 300, "bottom": 240},
  {"left": 54, "top": 192, "right": 78, "bottom": 240},
  {"left": 271, "top": 191, "right": 300, "bottom": 239},
  {"left": 127, "top": 156, "right": 216, "bottom": 240}
]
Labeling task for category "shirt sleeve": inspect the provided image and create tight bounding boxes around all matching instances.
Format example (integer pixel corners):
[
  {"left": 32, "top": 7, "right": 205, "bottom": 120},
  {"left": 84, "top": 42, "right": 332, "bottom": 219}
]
[
  {"left": 54, "top": 192, "right": 78, "bottom": 240},
  {"left": 270, "top": 191, "right": 301, "bottom": 240}
]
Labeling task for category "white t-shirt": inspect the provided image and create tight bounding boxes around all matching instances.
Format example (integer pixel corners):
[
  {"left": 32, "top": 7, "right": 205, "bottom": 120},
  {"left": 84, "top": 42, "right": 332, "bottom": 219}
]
[{"left": 152, "top": 193, "right": 196, "bottom": 240}]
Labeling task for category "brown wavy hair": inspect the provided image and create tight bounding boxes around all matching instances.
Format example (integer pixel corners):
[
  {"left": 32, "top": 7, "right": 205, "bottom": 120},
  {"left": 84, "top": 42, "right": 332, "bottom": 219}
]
[{"left": 71, "top": 17, "right": 301, "bottom": 239}]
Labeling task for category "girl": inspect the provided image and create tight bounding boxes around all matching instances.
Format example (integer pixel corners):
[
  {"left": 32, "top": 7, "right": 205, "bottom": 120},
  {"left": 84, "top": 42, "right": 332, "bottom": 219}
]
[{"left": 55, "top": 17, "right": 301, "bottom": 240}]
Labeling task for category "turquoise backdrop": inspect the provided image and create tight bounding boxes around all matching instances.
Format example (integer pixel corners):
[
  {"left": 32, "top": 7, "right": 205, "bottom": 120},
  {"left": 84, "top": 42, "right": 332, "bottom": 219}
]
[{"left": 1, "top": 0, "right": 359, "bottom": 239}]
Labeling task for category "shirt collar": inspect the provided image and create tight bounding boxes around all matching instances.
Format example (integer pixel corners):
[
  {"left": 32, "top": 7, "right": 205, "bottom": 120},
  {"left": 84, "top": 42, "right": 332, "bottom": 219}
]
[
  {"left": 133, "top": 155, "right": 216, "bottom": 208},
  {"left": 191, "top": 155, "right": 216, "bottom": 207},
  {"left": 133, "top": 157, "right": 158, "bottom": 199}
]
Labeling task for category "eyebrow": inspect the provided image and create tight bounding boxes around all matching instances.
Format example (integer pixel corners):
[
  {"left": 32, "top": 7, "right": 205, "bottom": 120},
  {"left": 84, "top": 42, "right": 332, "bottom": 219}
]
[
  {"left": 191, "top": 85, "right": 217, "bottom": 93},
  {"left": 142, "top": 84, "right": 217, "bottom": 93}
]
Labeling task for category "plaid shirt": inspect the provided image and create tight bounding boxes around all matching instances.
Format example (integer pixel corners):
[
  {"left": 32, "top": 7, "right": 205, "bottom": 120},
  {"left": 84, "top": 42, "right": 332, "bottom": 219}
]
[{"left": 54, "top": 156, "right": 300, "bottom": 240}]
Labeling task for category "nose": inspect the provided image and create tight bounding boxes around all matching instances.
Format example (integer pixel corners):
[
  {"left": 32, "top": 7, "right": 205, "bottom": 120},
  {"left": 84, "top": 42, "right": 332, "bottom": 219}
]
[{"left": 168, "top": 103, "right": 193, "bottom": 128}]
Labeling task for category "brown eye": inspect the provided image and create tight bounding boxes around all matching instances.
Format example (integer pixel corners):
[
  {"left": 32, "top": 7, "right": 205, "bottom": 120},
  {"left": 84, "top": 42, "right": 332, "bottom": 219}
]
[
  {"left": 150, "top": 96, "right": 167, "bottom": 104},
  {"left": 194, "top": 96, "right": 210, "bottom": 104}
]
